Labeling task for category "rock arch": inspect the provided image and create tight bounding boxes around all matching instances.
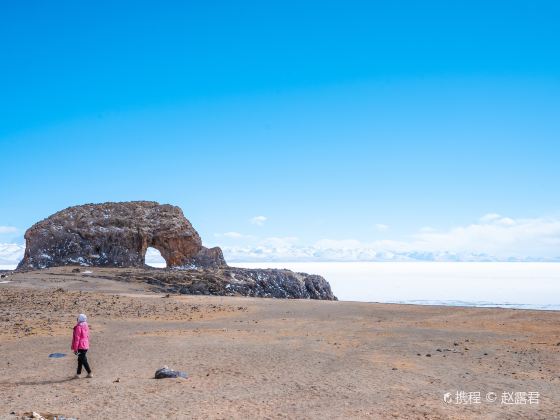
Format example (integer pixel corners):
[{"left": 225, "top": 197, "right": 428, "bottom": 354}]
[{"left": 17, "top": 201, "right": 226, "bottom": 270}]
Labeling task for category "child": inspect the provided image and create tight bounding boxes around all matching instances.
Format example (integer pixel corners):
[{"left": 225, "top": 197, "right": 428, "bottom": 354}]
[{"left": 71, "top": 313, "right": 93, "bottom": 378}]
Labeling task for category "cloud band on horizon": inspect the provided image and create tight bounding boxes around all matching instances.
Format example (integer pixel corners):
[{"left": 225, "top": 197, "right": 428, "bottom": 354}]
[{"left": 2, "top": 214, "right": 560, "bottom": 267}]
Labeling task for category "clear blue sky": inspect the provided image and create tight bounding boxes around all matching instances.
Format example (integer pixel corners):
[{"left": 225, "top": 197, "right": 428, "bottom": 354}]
[{"left": 1, "top": 1, "right": 560, "bottom": 260}]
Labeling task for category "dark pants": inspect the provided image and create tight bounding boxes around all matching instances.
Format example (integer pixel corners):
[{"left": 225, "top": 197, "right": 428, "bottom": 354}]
[{"left": 77, "top": 349, "right": 91, "bottom": 374}]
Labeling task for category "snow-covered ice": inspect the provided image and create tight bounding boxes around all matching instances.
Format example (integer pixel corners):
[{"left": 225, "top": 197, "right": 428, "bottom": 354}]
[{"left": 234, "top": 262, "right": 560, "bottom": 310}]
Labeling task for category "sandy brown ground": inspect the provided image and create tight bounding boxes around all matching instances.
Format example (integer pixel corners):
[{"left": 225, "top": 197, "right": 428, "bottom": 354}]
[{"left": 0, "top": 268, "right": 559, "bottom": 419}]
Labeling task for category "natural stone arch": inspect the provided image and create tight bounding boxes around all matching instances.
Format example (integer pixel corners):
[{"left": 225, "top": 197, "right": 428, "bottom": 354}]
[
  {"left": 17, "top": 201, "right": 226, "bottom": 270},
  {"left": 15, "top": 200, "right": 337, "bottom": 300}
]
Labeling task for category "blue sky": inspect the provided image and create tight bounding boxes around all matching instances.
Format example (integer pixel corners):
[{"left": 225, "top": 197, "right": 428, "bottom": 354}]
[{"left": 1, "top": 1, "right": 560, "bottom": 263}]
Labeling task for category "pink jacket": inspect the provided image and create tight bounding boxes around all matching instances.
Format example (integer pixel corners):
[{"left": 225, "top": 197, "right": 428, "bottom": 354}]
[{"left": 71, "top": 322, "right": 90, "bottom": 351}]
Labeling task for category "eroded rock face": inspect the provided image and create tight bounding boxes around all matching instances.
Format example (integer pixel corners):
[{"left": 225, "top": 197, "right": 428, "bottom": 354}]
[
  {"left": 17, "top": 201, "right": 226, "bottom": 270},
  {"left": 96, "top": 266, "right": 337, "bottom": 300},
  {"left": 17, "top": 201, "right": 336, "bottom": 300}
]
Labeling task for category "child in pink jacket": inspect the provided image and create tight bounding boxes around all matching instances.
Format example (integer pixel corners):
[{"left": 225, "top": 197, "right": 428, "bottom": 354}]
[{"left": 71, "top": 313, "right": 92, "bottom": 378}]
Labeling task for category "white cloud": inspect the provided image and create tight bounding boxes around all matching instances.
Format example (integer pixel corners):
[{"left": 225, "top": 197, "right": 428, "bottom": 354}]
[
  {"left": 419, "top": 226, "right": 436, "bottom": 233},
  {"left": 250, "top": 216, "right": 267, "bottom": 226},
  {"left": 478, "top": 213, "right": 515, "bottom": 226},
  {"left": 261, "top": 236, "right": 299, "bottom": 247},
  {"left": 214, "top": 232, "right": 256, "bottom": 240},
  {"left": 223, "top": 214, "right": 560, "bottom": 262},
  {"left": 315, "top": 239, "right": 364, "bottom": 249},
  {"left": 409, "top": 214, "right": 560, "bottom": 259},
  {"left": 479, "top": 213, "right": 502, "bottom": 223},
  {"left": 222, "top": 231, "right": 244, "bottom": 238},
  {"left": 374, "top": 224, "right": 389, "bottom": 232},
  {"left": 0, "top": 226, "right": 18, "bottom": 234},
  {"left": 0, "top": 243, "right": 25, "bottom": 267},
  {"left": 3, "top": 214, "right": 560, "bottom": 267}
]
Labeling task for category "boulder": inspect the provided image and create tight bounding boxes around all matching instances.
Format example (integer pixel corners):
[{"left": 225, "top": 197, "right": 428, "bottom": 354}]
[{"left": 155, "top": 366, "right": 188, "bottom": 379}]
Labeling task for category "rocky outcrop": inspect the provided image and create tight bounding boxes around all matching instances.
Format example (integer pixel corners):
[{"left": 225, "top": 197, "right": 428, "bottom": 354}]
[
  {"left": 17, "top": 201, "right": 336, "bottom": 300},
  {"left": 125, "top": 267, "right": 336, "bottom": 300},
  {"left": 17, "top": 201, "right": 226, "bottom": 270}
]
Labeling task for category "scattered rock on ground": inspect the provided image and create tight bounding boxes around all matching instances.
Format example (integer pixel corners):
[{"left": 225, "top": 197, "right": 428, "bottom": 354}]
[
  {"left": 21, "top": 412, "right": 76, "bottom": 420},
  {"left": 155, "top": 366, "right": 188, "bottom": 379}
]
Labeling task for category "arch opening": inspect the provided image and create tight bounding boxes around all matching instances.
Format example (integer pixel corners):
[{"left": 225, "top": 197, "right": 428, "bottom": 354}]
[{"left": 145, "top": 246, "right": 167, "bottom": 268}]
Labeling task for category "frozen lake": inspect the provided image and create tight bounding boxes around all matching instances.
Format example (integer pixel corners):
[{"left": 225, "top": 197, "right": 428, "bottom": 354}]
[
  {"left": 233, "top": 262, "right": 560, "bottom": 311},
  {"left": 4, "top": 261, "right": 559, "bottom": 310}
]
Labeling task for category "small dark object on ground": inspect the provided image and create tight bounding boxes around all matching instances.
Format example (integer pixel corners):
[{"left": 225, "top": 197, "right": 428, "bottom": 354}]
[
  {"left": 48, "top": 353, "right": 67, "bottom": 358},
  {"left": 155, "top": 366, "right": 188, "bottom": 379},
  {"left": 71, "top": 268, "right": 81, "bottom": 273},
  {"left": 22, "top": 411, "right": 76, "bottom": 420},
  {"left": 0, "top": 274, "right": 6, "bottom": 278}
]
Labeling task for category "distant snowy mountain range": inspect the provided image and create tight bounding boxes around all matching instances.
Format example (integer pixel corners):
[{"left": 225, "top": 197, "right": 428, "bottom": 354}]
[
  {"left": 221, "top": 245, "right": 560, "bottom": 263},
  {"left": 2, "top": 242, "right": 558, "bottom": 270}
]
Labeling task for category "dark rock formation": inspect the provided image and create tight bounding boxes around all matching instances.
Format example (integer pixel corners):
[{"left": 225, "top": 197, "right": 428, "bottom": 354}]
[
  {"left": 121, "top": 266, "right": 336, "bottom": 300},
  {"left": 17, "top": 201, "right": 336, "bottom": 300},
  {"left": 155, "top": 366, "right": 188, "bottom": 379},
  {"left": 17, "top": 201, "right": 226, "bottom": 270},
  {"left": 48, "top": 353, "right": 67, "bottom": 358}
]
